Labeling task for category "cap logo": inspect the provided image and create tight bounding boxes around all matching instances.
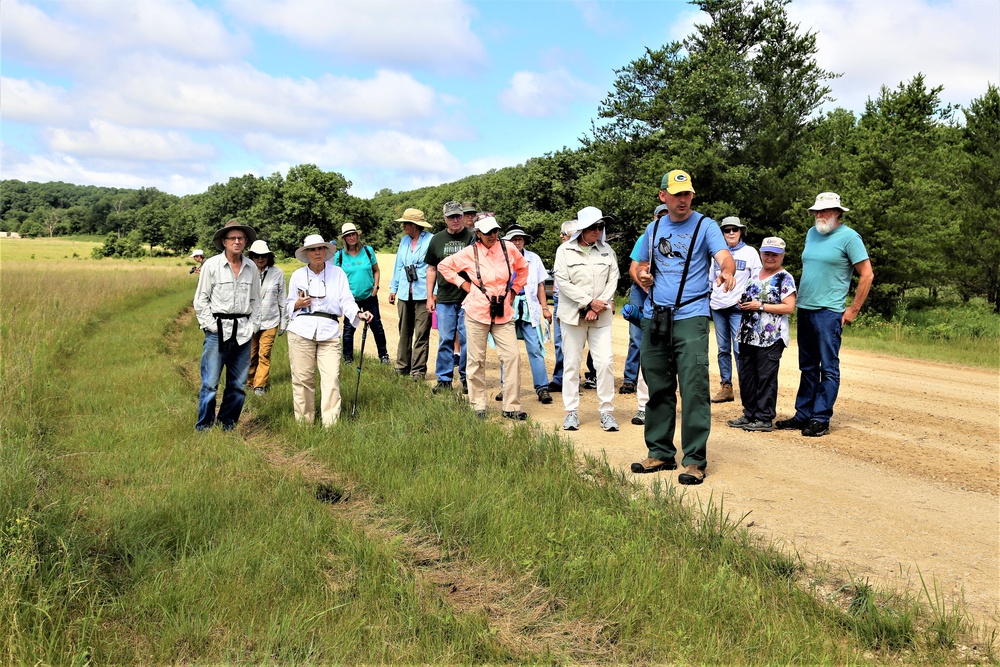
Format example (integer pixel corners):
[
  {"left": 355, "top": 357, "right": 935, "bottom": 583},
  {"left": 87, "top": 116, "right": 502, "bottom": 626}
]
[{"left": 673, "top": 174, "right": 688, "bottom": 182}]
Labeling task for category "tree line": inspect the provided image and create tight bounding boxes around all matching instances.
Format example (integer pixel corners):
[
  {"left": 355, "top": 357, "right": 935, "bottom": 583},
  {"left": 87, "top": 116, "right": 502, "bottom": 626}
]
[{"left": 2, "top": 0, "right": 997, "bottom": 312}]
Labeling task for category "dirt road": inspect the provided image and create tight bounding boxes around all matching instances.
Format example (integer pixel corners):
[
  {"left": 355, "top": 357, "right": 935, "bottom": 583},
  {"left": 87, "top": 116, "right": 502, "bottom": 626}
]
[{"left": 369, "top": 258, "right": 999, "bottom": 627}]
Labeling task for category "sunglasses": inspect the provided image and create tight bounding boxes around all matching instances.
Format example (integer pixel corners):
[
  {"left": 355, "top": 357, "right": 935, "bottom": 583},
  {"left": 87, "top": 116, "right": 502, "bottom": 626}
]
[
  {"left": 721, "top": 227, "right": 741, "bottom": 234},
  {"left": 585, "top": 223, "right": 605, "bottom": 232}
]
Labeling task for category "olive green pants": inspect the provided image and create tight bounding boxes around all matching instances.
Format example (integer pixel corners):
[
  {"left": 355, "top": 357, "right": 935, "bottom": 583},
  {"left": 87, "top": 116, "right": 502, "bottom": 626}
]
[{"left": 639, "top": 316, "right": 711, "bottom": 467}]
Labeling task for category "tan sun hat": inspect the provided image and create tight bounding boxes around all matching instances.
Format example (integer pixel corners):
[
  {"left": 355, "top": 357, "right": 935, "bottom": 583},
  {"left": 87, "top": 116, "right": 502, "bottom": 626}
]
[
  {"left": 340, "top": 222, "right": 361, "bottom": 237},
  {"left": 212, "top": 219, "right": 257, "bottom": 251},
  {"left": 395, "top": 208, "right": 431, "bottom": 228}
]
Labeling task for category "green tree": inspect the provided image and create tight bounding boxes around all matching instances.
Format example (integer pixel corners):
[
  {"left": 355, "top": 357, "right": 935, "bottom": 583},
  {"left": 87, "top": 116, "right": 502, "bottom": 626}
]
[{"left": 955, "top": 84, "right": 1000, "bottom": 309}]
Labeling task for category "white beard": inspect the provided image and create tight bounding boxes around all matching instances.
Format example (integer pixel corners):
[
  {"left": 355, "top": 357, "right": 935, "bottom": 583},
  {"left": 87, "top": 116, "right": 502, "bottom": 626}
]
[{"left": 815, "top": 217, "right": 838, "bottom": 235}]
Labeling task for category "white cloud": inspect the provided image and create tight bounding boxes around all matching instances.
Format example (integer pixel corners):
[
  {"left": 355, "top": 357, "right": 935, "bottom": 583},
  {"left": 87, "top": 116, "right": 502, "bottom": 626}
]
[
  {"left": 224, "top": 0, "right": 486, "bottom": 73},
  {"left": 789, "top": 0, "right": 1000, "bottom": 112},
  {"left": 499, "top": 68, "right": 602, "bottom": 118},
  {"left": 0, "top": 77, "right": 76, "bottom": 125},
  {"left": 244, "top": 130, "right": 461, "bottom": 174},
  {"left": 1, "top": 0, "right": 248, "bottom": 71},
  {"left": 45, "top": 120, "right": 216, "bottom": 162}
]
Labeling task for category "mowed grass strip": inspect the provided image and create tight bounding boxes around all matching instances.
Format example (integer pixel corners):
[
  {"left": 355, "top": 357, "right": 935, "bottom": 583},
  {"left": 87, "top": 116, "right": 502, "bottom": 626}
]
[{"left": 2, "top": 269, "right": 511, "bottom": 664}]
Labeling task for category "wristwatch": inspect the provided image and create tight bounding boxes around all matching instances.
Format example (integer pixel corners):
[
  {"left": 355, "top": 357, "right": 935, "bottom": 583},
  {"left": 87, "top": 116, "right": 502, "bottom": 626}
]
[{"left": 759, "top": 303, "right": 765, "bottom": 312}]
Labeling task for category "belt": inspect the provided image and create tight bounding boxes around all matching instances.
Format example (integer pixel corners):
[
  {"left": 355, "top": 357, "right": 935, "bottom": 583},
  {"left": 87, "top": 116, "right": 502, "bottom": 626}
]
[
  {"left": 212, "top": 312, "right": 251, "bottom": 352},
  {"left": 301, "top": 312, "right": 339, "bottom": 320}
]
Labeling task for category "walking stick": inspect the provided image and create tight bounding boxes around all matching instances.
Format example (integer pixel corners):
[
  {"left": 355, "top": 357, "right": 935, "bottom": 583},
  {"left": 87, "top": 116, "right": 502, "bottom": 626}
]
[{"left": 350, "top": 320, "right": 370, "bottom": 418}]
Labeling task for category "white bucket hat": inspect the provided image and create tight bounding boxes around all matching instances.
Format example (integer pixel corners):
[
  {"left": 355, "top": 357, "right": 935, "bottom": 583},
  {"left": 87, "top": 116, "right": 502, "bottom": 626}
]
[
  {"left": 190, "top": 249, "right": 204, "bottom": 258},
  {"left": 808, "top": 192, "right": 850, "bottom": 212},
  {"left": 569, "top": 206, "right": 613, "bottom": 234},
  {"left": 294, "top": 234, "right": 337, "bottom": 263},
  {"left": 247, "top": 240, "right": 273, "bottom": 256}
]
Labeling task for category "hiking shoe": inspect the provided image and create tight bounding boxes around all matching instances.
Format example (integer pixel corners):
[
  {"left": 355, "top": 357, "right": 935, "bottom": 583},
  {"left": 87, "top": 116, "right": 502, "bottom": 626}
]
[
  {"left": 727, "top": 416, "right": 751, "bottom": 428},
  {"left": 343, "top": 355, "right": 354, "bottom": 364},
  {"left": 253, "top": 387, "right": 265, "bottom": 396},
  {"left": 495, "top": 391, "right": 503, "bottom": 401},
  {"left": 582, "top": 377, "right": 598, "bottom": 390},
  {"left": 562, "top": 411, "right": 579, "bottom": 431},
  {"left": 802, "top": 420, "right": 830, "bottom": 437},
  {"left": 475, "top": 410, "right": 487, "bottom": 419},
  {"left": 711, "top": 382, "right": 734, "bottom": 403},
  {"left": 630, "top": 457, "right": 676, "bottom": 474},
  {"left": 432, "top": 380, "right": 452, "bottom": 394},
  {"left": 503, "top": 410, "right": 527, "bottom": 421},
  {"left": 536, "top": 387, "right": 553, "bottom": 404},
  {"left": 462, "top": 380, "right": 468, "bottom": 394},
  {"left": 547, "top": 381, "right": 562, "bottom": 393},
  {"left": 600, "top": 412, "right": 619, "bottom": 432},
  {"left": 412, "top": 373, "right": 425, "bottom": 383},
  {"left": 678, "top": 464, "right": 706, "bottom": 485},
  {"left": 631, "top": 409, "right": 645, "bottom": 425},
  {"left": 379, "top": 355, "right": 391, "bottom": 365},
  {"left": 775, "top": 417, "right": 808, "bottom": 430},
  {"left": 619, "top": 381, "right": 636, "bottom": 395},
  {"left": 743, "top": 419, "right": 774, "bottom": 432}
]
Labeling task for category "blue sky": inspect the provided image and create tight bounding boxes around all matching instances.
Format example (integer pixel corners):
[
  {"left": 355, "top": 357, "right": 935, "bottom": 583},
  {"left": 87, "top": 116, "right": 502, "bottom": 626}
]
[{"left": 2, "top": 0, "right": 997, "bottom": 198}]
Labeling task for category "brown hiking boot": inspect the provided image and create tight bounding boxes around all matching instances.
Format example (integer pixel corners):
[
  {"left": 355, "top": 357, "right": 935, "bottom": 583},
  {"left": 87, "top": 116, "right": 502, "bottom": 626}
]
[
  {"left": 678, "top": 464, "right": 706, "bottom": 485},
  {"left": 630, "top": 457, "right": 677, "bottom": 474},
  {"left": 711, "top": 382, "right": 734, "bottom": 403}
]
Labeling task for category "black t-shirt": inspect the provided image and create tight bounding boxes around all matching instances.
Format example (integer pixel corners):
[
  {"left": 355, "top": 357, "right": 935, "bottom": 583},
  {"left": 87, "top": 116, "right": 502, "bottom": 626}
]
[{"left": 425, "top": 227, "right": 475, "bottom": 303}]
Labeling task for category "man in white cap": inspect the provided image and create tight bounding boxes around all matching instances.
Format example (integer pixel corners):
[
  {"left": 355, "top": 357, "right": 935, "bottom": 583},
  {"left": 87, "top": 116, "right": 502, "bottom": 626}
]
[
  {"left": 193, "top": 219, "right": 262, "bottom": 431},
  {"left": 189, "top": 249, "right": 205, "bottom": 274},
  {"left": 629, "top": 170, "right": 735, "bottom": 484},
  {"left": 775, "top": 192, "right": 873, "bottom": 437}
]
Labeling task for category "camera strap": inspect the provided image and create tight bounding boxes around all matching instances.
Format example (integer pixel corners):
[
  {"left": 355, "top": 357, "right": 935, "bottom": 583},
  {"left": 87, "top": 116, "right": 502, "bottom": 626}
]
[
  {"left": 472, "top": 238, "right": 512, "bottom": 323},
  {"left": 648, "top": 213, "right": 707, "bottom": 310}
]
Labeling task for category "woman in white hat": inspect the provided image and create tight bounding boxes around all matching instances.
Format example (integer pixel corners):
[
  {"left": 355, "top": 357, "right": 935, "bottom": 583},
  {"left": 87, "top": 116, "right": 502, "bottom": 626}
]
[
  {"left": 189, "top": 249, "right": 205, "bottom": 274},
  {"left": 437, "top": 214, "right": 529, "bottom": 420},
  {"left": 285, "top": 234, "right": 372, "bottom": 426},
  {"left": 553, "top": 206, "right": 620, "bottom": 432},
  {"left": 246, "top": 240, "right": 286, "bottom": 395},
  {"left": 332, "top": 222, "right": 390, "bottom": 365}
]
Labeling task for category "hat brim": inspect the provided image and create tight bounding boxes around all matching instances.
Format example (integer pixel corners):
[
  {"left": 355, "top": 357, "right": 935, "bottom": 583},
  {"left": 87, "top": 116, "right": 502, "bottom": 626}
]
[
  {"left": 294, "top": 242, "right": 336, "bottom": 263},
  {"left": 808, "top": 204, "right": 849, "bottom": 212},
  {"left": 569, "top": 215, "right": 614, "bottom": 234},
  {"left": 664, "top": 184, "right": 695, "bottom": 195},
  {"left": 760, "top": 246, "right": 785, "bottom": 253},
  {"left": 397, "top": 217, "right": 432, "bottom": 228},
  {"left": 212, "top": 224, "right": 257, "bottom": 251},
  {"left": 502, "top": 231, "right": 531, "bottom": 242}
]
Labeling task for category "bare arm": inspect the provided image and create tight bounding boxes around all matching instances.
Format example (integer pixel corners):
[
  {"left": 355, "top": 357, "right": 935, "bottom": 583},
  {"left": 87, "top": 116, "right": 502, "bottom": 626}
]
[
  {"left": 843, "top": 259, "right": 874, "bottom": 325},
  {"left": 425, "top": 265, "right": 437, "bottom": 312},
  {"left": 713, "top": 249, "right": 736, "bottom": 292}
]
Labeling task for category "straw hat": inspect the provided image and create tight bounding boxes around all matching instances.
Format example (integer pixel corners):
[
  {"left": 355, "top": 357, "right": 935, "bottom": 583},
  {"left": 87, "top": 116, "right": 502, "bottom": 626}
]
[
  {"left": 294, "top": 234, "right": 337, "bottom": 263},
  {"left": 395, "top": 208, "right": 431, "bottom": 228}
]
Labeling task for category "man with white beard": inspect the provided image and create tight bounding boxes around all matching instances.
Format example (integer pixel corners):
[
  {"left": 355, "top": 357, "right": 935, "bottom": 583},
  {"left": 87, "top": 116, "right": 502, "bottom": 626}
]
[{"left": 776, "top": 192, "right": 874, "bottom": 437}]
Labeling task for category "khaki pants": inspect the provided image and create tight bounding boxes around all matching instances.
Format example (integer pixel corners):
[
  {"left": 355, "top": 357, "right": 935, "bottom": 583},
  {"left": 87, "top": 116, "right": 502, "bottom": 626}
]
[
  {"left": 561, "top": 321, "right": 615, "bottom": 414},
  {"left": 287, "top": 331, "right": 343, "bottom": 427},
  {"left": 248, "top": 326, "right": 278, "bottom": 389},
  {"left": 396, "top": 298, "right": 430, "bottom": 378},
  {"left": 465, "top": 318, "right": 520, "bottom": 412}
]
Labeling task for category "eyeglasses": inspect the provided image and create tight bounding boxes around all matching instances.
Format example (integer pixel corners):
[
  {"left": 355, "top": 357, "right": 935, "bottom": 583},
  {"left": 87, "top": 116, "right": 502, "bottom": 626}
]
[
  {"left": 307, "top": 273, "right": 327, "bottom": 298},
  {"left": 585, "top": 223, "right": 605, "bottom": 232},
  {"left": 225, "top": 235, "right": 246, "bottom": 243},
  {"left": 721, "top": 227, "right": 741, "bottom": 234}
]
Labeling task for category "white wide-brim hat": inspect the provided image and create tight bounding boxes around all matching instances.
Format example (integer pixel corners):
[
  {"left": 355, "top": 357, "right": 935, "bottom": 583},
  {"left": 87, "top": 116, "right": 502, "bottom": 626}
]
[
  {"left": 808, "top": 192, "right": 850, "bottom": 212},
  {"left": 190, "top": 249, "right": 204, "bottom": 258},
  {"left": 294, "top": 234, "right": 337, "bottom": 263},
  {"left": 569, "top": 206, "right": 614, "bottom": 234},
  {"left": 247, "top": 240, "right": 273, "bottom": 256}
]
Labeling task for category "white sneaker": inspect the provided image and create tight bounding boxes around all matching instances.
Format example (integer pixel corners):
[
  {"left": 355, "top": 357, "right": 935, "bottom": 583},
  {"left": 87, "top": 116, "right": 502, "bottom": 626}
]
[
  {"left": 631, "top": 410, "right": 645, "bottom": 425},
  {"left": 562, "top": 411, "right": 579, "bottom": 431},
  {"left": 600, "top": 412, "right": 619, "bottom": 432}
]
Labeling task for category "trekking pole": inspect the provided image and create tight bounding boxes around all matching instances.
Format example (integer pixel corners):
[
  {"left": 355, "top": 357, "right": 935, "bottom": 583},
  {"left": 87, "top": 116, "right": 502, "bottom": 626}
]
[{"left": 350, "top": 320, "right": 370, "bottom": 418}]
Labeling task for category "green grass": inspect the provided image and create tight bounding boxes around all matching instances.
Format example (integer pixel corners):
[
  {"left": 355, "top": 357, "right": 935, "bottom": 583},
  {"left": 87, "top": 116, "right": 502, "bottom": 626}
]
[{"left": 2, "top": 243, "right": 992, "bottom": 664}]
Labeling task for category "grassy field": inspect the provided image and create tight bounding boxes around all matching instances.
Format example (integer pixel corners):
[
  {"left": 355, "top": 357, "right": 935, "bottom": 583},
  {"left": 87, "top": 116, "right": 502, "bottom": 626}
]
[{"left": 2, "top": 238, "right": 993, "bottom": 664}]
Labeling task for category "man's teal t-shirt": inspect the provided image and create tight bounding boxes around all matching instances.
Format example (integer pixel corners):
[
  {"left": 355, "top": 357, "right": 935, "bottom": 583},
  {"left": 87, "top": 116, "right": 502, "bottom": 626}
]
[
  {"left": 335, "top": 247, "right": 377, "bottom": 300},
  {"left": 797, "top": 224, "right": 869, "bottom": 311}
]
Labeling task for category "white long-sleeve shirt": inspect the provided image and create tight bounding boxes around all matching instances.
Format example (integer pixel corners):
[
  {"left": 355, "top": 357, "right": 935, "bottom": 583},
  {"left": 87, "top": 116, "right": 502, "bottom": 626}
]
[
  {"left": 285, "top": 262, "right": 361, "bottom": 341},
  {"left": 193, "top": 253, "right": 261, "bottom": 344}
]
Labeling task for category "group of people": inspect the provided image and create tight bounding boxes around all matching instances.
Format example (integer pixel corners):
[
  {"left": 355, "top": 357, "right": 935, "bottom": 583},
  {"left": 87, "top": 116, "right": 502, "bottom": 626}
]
[{"left": 193, "top": 171, "right": 873, "bottom": 487}]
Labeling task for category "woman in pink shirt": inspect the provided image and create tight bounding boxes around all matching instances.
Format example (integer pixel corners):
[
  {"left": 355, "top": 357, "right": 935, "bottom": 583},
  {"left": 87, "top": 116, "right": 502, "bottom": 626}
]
[{"left": 438, "top": 215, "right": 529, "bottom": 420}]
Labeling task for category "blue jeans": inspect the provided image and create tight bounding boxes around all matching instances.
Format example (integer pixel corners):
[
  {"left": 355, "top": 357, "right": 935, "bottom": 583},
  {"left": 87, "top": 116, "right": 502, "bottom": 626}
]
[
  {"left": 793, "top": 308, "right": 843, "bottom": 424},
  {"left": 711, "top": 305, "right": 743, "bottom": 384},
  {"left": 434, "top": 301, "right": 467, "bottom": 382},
  {"left": 343, "top": 294, "right": 388, "bottom": 360},
  {"left": 515, "top": 320, "right": 548, "bottom": 390},
  {"left": 623, "top": 284, "right": 646, "bottom": 385},
  {"left": 551, "top": 294, "right": 564, "bottom": 385},
  {"left": 196, "top": 330, "right": 251, "bottom": 430}
]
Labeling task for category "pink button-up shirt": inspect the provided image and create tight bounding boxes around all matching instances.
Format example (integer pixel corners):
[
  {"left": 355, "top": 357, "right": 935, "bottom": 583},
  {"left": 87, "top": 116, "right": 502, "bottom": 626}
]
[{"left": 438, "top": 240, "right": 528, "bottom": 325}]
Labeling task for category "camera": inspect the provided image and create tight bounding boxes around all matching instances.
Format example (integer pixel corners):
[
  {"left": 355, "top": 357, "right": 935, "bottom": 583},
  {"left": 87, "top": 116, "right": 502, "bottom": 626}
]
[
  {"left": 189, "top": 265, "right": 197, "bottom": 274},
  {"left": 489, "top": 295, "right": 507, "bottom": 319},
  {"left": 651, "top": 305, "right": 673, "bottom": 339},
  {"left": 621, "top": 303, "right": 642, "bottom": 325},
  {"left": 404, "top": 264, "right": 418, "bottom": 283}
]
